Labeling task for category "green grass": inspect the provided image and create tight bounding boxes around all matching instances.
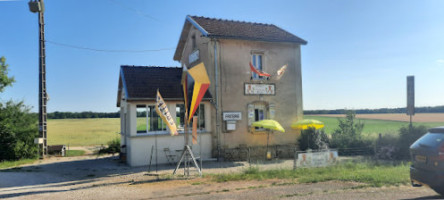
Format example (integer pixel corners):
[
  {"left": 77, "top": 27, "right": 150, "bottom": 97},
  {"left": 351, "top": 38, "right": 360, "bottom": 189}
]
[
  {"left": 306, "top": 115, "right": 443, "bottom": 136},
  {"left": 48, "top": 118, "right": 120, "bottom": 146},
  {"left": 207, "top": 161, "right": 410, "bottom": 187},
  {"left": 136, "top": 117, "right": 167, "bottom": 132},
  {"left": 0, "top": 159, "right": 36, "bottom": 170},
  {"left": 65, "top": 150, "right": 86, "bottom": 157}
]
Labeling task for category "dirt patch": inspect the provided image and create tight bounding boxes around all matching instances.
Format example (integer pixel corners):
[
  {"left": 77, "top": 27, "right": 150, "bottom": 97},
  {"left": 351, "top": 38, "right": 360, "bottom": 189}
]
[{"left": 314, "top": 113, "right": 444, "bottom": 122}]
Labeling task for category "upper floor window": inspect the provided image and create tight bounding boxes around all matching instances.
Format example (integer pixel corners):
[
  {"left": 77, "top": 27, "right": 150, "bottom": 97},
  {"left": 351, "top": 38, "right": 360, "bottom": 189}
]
[
  {"left": 191, "top": 35, "right": 197, "bottom": 50},
  {"left": 251, "top": 54, "right": 264, "bottom": 80}
]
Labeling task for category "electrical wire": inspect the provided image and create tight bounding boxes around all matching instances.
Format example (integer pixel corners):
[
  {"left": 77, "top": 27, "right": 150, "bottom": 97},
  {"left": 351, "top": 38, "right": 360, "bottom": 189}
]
[
  {"left": 107, "top": 0, "right": 159, "bottom": 22},
  {"left": 45, "top": 40, "right": 175, "bottom": 53}
]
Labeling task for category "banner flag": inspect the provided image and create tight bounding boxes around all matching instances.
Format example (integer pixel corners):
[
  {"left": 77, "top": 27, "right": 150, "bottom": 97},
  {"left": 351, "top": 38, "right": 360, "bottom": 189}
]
[
  {"left": 155, "top": 90, "right": 178, "bottom": 136},
  {"left": 276, "top": 64, "right": 288, "bottom": 80},
  {"left": 192, "top": 116, "right": 198, "bottom": 144},
  {"left": 186, "top": 62, "right": 210, "bottom": 123},
  {"left": 249, "top": 62, "right": 271, "bottom": 77}
]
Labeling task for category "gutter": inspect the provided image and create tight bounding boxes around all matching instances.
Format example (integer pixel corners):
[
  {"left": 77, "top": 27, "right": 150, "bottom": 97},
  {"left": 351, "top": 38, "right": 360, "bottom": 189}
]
[
  {"left": 214, "top": 39, "right": 221, "bottom": 161},
  {"left": 186, "top": 15, "right": 208, "bottom": 37}
]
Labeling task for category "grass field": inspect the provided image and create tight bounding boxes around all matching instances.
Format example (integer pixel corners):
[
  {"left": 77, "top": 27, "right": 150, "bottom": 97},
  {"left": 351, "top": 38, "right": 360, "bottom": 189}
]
[
  {"left": 65, "top": 150, "right": 86, "bottom": 157},
  {"left": 0, "top": 159, "right": 36, "bottom": 170},
  {"left": 208, "top": 161, "right": 410, "bottom": 187},
  {"left": 47, "top": 118, "right": 120, "bottom": 146},
  {"left": 46, "top": 114, "right": 444, "bottom": 147},
  {"left": 306, "top": 115, "right": 443, "bottom": 137}
]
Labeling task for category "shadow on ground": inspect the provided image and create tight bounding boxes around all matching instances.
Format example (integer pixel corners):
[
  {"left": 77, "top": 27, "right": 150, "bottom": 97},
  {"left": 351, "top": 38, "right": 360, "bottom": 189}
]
[{"left": 0, "top": 156, "right": 246, "bottom": 199}]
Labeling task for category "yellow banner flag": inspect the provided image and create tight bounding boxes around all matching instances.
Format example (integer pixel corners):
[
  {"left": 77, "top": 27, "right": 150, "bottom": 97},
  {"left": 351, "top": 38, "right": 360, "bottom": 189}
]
[{"left": 155, "top": 90, "right": 178, "bottom": 136}]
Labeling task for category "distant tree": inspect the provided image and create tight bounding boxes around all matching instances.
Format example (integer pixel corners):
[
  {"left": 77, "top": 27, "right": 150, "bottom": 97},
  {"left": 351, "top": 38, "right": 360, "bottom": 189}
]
[
  {"left": 0, "top": 57, "right": 38, "bottom": 161},
  {"left": 0, "top": 56, "right": 15, "bottom": 92}
]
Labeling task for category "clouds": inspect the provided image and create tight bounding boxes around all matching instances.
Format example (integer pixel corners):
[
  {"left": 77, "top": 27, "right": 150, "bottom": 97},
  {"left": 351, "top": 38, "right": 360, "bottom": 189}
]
[{"left": 437, "top": 59, "right": 444, "bottom": 64}]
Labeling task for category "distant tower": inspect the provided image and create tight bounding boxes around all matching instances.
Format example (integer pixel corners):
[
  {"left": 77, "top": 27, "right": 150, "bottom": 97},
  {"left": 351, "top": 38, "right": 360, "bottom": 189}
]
[{"left": 29, "top": 0, "right": 47, "bottom": 158}]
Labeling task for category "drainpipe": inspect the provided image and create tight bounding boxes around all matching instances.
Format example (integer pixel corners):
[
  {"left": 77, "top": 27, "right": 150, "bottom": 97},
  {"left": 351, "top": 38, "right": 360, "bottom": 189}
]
[{"left": 214, "top": 39, "right": 221, "bottom": 161}]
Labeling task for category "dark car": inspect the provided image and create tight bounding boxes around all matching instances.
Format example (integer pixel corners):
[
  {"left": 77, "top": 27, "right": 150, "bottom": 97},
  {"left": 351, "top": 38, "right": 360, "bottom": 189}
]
[{"left": 410, "top": 126, "right": 444, "bottom": 196}]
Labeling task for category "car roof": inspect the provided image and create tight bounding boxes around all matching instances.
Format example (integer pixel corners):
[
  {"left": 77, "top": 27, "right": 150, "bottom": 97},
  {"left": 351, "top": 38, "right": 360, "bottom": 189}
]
[{"left": 428, "top": 126, "right": 444, "bottom": 133}]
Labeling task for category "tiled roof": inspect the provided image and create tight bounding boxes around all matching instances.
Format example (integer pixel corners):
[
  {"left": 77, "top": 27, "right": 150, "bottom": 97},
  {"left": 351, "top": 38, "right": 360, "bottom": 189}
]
[
  {"left": 174, "top": 15, "right": 307, "bottom": 61},
  {"left": 192, "top": 16, "right": 307, "bottom": 44},
  {"left": 117, "top": 66, "right": 211, "bottom": 106}
]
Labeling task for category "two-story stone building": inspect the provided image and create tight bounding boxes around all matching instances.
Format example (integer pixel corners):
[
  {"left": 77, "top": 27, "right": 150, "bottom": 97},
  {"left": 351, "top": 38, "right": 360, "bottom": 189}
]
[{"left": 117, "top": 15, "right": 307, "bottom": 166}]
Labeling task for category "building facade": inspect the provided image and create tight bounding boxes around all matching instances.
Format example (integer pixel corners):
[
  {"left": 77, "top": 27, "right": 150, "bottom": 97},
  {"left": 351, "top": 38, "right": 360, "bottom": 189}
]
[
  {"left": 117, "top": 16, "right": 306, "bottom": 166},
  {"left": 173, "top": 16, "right": 307, "bottom": 158}
]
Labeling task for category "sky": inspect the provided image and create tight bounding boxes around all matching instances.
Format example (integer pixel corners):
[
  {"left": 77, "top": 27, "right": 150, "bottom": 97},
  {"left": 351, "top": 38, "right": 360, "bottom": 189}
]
[{"left": 1, "top": 0, "right": 444, "bottom": 112}]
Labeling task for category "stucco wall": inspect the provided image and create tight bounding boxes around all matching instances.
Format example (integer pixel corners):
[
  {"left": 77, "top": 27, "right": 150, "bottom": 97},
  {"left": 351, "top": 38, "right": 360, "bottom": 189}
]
[
  {"left": 120, "top": 100, "right": 213, "bottom": 166},
  {"left": 126, "top": 133, "right": 212, "bottom": 167},
  {"left": 217, "top": 40, "right": 303, "bottom": 148},
  {"left": 178, "top": 24, "right": 304, "bottom": 155}
]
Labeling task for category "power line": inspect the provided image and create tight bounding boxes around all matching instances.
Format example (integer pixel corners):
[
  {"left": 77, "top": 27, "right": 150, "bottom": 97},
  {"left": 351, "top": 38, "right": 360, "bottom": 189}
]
[
  {"left": 107, "top": 0, "right": 159, "bottom": 22},
  {"left": 45, "top": 40, "right": 175, "bottom": 53}
]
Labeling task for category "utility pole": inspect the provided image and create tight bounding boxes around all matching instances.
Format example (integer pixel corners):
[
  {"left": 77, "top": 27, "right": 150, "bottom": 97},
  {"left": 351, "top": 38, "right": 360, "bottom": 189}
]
[{"left": 29, "top": 0, "right": 47, "bottom": 158}]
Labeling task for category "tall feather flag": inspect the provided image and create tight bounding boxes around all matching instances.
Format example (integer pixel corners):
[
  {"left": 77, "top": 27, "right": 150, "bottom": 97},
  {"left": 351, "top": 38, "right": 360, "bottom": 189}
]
[
  {"left": 184, "top": 62, "right": 210, "bottom": 124},
  {"left": 155, "top": 90, "right": 178, "bottom": 136}
]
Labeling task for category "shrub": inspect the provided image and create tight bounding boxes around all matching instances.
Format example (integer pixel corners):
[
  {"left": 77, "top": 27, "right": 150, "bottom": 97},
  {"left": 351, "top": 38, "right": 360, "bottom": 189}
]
[
  {"left": 298, "top": 127, "right": 329, "bottom": 151},
  {"left": 396, "top": 125, "right": 427, "bottom": 159},
  {"left": 0, "top": 101, "right": 38, "bottom": 161},
  {"left": 330, "top": 110, "right": 366, "bottom": 149},
  {"left": 99, "top": 138, "right": 120, "bottom": 154},
  {"left": 374, "top": 134, "right": 399, "bottom": 160}
]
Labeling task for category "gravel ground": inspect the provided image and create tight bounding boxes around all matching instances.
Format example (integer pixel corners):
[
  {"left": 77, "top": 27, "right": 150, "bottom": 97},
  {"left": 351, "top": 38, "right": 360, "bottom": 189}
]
[{"left": 0, "top": 155, "right": 440, "bottom": 200}]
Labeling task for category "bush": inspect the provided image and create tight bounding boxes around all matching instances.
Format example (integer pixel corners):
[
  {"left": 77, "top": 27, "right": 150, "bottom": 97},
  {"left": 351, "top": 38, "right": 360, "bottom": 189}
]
[
  {"left": 298, "top": 127, "right": 329, "bottom": 151},
  {"left": 374, "top": 134, "right": 399, "bottom": 160},
  {"left": 99, "top": 138, "right": 120, "bottom": 154},
  {"left": 373, "top": 125, "right": 427, "bottom": 160},
  {"left": 0, "top": 101, "right": 38, "bottom": 161},
  {"left": 330, "top": 110, "right": 367, "bottom": 149},
  {"left": 396, "top": 125, "right": 427, "bottom": 159}
]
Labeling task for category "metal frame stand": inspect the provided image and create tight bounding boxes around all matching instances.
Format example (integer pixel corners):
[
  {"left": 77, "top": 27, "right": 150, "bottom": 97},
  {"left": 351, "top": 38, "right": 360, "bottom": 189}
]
[
  {"left": 173, "top": 114, "right": 202, "bottom": 176},
  {"left": 173, "top": 145, "right": 201, "bottom": 176}
]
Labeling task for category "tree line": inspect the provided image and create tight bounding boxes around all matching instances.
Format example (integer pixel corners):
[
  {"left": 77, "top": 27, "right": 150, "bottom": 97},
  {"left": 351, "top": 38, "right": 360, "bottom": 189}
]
[
  {"left": 45, "top": 105, "right": 444, "bottom": 119},
  {"left": 304, "top": 105, "right": 444, "bottom": 115},
  {"left": 45, "top": 111, "right": 120, "bottom": 119}
]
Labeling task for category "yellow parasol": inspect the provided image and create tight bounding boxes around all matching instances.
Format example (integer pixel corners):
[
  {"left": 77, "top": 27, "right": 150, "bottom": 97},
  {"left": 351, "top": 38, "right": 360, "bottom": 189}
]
[
  {"left": 291, "top": 119, "right": 324, "bottom": 130},
  {"left": 252, "top": 119, "right": 285, "bottom": 133},
  {"left": 251, "top": 119, "right": 285, "bottom": 159}
]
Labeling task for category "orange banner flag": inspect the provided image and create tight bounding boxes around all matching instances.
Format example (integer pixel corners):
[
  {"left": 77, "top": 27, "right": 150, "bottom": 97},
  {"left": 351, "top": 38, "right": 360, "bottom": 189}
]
[{"left": 192, "top": 116, "right": 198, "bottom": 144}]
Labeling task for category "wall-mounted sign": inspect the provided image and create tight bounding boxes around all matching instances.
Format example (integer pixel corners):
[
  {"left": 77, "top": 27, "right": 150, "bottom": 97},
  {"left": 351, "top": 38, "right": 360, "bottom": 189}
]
[
  {"left": 245, "top": 83, "right": 275, "bottom": 95},
  {"left": 223, "top": 112, "right": 242, "bottom": 121},
  {"left": 189, "top": 49, "right": 199, "bottom": 64}
]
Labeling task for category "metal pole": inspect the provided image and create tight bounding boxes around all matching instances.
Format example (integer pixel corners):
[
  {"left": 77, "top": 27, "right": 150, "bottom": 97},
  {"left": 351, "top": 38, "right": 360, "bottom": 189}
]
[{"left": 37, "top": 1, "right": 48, "bottom": 158}]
